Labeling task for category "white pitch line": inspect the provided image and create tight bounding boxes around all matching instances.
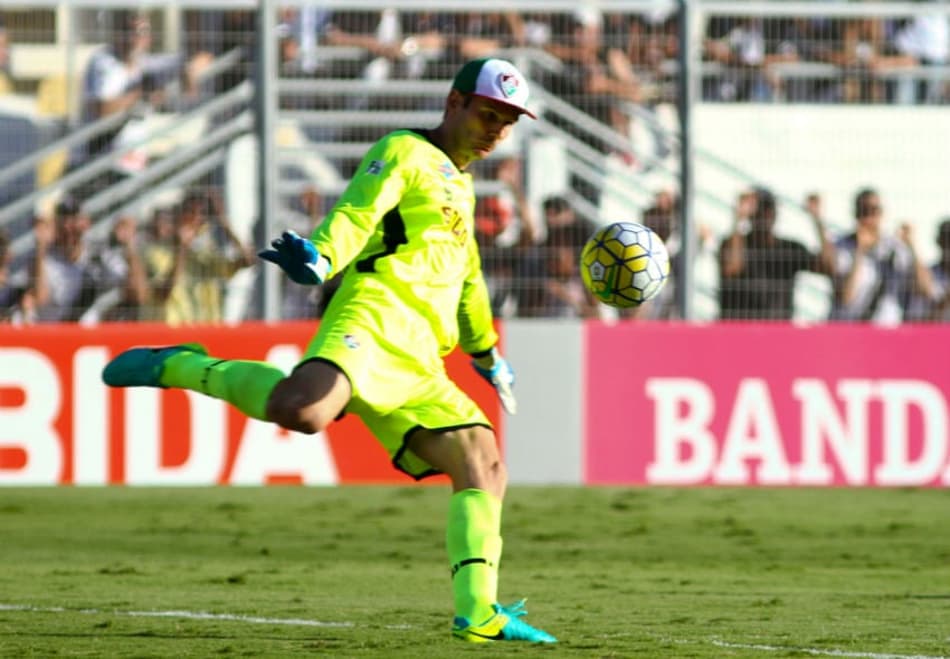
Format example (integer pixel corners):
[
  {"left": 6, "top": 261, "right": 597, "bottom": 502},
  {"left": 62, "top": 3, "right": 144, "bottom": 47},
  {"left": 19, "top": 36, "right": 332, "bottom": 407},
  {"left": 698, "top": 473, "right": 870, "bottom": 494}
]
[
  {"left": 711, "top": 639, "right": 949, "bottom": 659},
  {"left": 4, "top": 605, "right": 942, "bottom": 657},
  {"left": 0, "top": 603, "right": 353, "bottom": 628}
]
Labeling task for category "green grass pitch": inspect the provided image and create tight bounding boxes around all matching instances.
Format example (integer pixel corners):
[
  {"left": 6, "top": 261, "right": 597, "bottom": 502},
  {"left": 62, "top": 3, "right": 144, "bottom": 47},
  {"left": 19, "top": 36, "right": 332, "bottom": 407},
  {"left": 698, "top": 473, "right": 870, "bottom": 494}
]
[{"left": 1, "top": 486, "right": 948, "bottom": 658}]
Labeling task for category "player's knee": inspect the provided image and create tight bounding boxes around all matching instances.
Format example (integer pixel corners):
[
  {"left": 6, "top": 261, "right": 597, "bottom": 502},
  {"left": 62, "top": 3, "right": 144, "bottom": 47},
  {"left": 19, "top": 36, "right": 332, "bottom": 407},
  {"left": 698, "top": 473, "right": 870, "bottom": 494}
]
[
  {"left": 270, "top": 403, "right": 335, "bottom": 434},
  {"left": 266, "top": 385, "right": 336, "bottom": 434},
  {"left": 458, "top": 427, "right": 507, "bottom": 488}
]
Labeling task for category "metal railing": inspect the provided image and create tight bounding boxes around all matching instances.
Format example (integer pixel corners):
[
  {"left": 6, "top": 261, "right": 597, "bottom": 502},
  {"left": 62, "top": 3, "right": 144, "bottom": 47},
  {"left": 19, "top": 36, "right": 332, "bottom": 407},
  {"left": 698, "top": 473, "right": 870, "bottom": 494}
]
[{"left": 1, "top": 79, "right": 253, "bottom": 252}]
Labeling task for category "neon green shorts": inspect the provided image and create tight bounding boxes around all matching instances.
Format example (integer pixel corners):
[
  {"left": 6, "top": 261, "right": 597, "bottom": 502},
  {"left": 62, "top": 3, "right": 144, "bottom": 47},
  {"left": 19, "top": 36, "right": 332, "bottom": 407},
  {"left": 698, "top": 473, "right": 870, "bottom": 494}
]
[{"left": 303, "top": 299, "right": 491, "bottom": 480}]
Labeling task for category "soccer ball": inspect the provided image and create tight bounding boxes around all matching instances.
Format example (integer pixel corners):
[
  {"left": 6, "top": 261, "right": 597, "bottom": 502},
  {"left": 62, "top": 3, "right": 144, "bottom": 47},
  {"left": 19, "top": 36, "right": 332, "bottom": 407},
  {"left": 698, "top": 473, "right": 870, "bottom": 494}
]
[{"left": 580, "top": 221, "right": 670, "bottom": 308}]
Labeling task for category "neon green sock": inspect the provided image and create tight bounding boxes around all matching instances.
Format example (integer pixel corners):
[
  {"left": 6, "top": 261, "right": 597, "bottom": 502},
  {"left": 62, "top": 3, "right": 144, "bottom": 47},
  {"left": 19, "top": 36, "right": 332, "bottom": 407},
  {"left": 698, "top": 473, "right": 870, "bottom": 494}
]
[
  {"left": 159, "top": 352, "right": 285, "bottom": 421},
  {"left": 447, "top": 488, "right": 503, "bottom": 623}
]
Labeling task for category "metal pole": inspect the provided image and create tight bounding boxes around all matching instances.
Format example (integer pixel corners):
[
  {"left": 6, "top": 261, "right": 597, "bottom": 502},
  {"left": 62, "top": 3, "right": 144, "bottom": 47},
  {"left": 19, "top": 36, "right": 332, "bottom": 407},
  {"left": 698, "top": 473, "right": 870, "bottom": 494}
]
[
  {"left": 676, "top": 0, "right": 695, "bottom": 321},
  {"left": 257, "top": 1, "right": 280, "bottom": 321}
]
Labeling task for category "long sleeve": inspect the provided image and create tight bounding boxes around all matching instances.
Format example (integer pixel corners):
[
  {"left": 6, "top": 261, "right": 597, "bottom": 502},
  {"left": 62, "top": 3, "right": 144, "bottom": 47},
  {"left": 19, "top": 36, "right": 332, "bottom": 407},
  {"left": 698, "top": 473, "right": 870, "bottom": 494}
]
[
  {"left": 310, "top": 139, "right": 409, "bottom": 275},
  {"left": 457, "top": 232, "right": 498, "bottom": 355}
]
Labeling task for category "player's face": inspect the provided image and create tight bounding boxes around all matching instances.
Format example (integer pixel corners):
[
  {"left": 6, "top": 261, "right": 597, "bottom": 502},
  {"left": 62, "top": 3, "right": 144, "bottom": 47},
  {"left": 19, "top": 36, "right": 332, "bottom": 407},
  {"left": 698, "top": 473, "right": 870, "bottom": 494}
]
[{"left": 456, "top": 95, "right": 521, "bottom": 161}]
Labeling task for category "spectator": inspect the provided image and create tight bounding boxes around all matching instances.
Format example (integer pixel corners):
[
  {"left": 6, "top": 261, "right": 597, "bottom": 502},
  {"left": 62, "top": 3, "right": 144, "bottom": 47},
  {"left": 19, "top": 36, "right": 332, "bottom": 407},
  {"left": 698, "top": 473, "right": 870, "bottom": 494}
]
[
  {"left": 634, "top": 189, "right": 681, "bottom": 320},
  {"left": 718, "top": 188, "right": 835, "bottom": 320},
  {"left": 829, "top": 188, "right": 921, "bottom": 324},
  {"left": 96, "top": 215, "right": 150, "bottom": 321},
  {"left": 892, "top": 13, "right": 950, "bottom": 104},
  {"left": 532, "top": 223, "right": 606, "bottom": 319},
  {"left": 827, "top": 16, "right": 918, "bottom": 104},
  {"left": 518, "top": 195, "right": 597, "bottom": 317},
  {"left": 76, "top": 10, "right": 210, "bottom": 181},
  {"left": 302, "top": 10, "right": 448, "bottom": 151},
  {"left": 322, "top": 10, "right": 401, "bottom": 79},
  {"left": 541, "top": 7, "right": 641, "bottom": 203},
  {"left": 473, "top": 156, "right": 539, "bottom": 317},
  {"left": 538, "top": 194, "right": 595, "bottom": 242},
  {"left": 405, "top": 12, "right": 457, "bottom": 80},
  {"left": 0, "top": 23, "right": 12, "bottom": 95},
  {"left": 642, "top": 189, "right": 678, "bottom": 243},
  {"left": 626, "top": 10, "right": 680, "bottom": 104},
  {"left": 182, "top": 9, "right": 254, "bottom": 92},
  {"left": 702, "top": 16, "right": 772, "bottom": 101},
  {"left": 277, "top": 8, "right": 332, "bottom": 79},
  {"left": 26, "top": 195, "right": 132, "bottom": 323},
  {"left": 907, "top": 218, "right": 950, "bottom": 322},
  {"left": 139, "top": 205, "right": 175, "bottom": 316},
  {"left": 78, "top": 10, "right": 158, "bottom": 164},
  {"left": 142, "top": 187, "right": 255, "bottom": 325},
  {"left": 474, "top": 156, "right": 539, "bottom": 248},
  {"left": 766, "top": 18, "right": 842, "bottom": 103},
  {"left": 440, "top": 12, "right": 525, "bottom": 75},
  {"left": 319, "top": 9, "right": 447, "bottom": 84},
  {"left": 0, "top": 229, "right": 31, "bottom": 323}
]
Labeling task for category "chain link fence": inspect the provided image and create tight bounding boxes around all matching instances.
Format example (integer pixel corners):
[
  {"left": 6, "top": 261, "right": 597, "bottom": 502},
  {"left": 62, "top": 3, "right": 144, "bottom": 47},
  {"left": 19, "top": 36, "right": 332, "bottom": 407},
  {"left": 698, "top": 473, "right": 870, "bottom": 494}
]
[{"left": 0, "top": 1, "right": 948, "bottom": 324}]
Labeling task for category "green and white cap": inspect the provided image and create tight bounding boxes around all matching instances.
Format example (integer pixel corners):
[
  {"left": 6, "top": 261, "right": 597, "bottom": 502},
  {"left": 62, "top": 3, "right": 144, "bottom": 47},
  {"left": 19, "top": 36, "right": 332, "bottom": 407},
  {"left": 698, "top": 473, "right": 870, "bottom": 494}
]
[{"left": 452, "top": 57, "right": 537, "bottom": 119}]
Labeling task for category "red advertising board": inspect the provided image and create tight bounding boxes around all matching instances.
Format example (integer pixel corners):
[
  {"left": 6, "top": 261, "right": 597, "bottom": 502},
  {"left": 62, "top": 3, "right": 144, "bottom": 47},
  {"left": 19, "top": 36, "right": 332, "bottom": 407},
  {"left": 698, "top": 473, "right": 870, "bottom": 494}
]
[
  {"left": 0, "top": 322, "right": 502, "bottom": 485},
  {"left": 585, "top": 322, "right": 950, "bottom": 487}
]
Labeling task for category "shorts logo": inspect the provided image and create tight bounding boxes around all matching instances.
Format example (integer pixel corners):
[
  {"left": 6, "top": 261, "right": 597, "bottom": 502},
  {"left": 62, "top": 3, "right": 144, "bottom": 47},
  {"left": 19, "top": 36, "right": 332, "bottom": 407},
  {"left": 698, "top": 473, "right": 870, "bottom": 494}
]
[
  {"left": 343, "top": 334, "right": 360, "bottom": 349},
  {"left": 366, "top": 160, "right": 385, "bottom": 175},
  {"left": 497, "top": 72, "right": 519, "bottom": 98}
]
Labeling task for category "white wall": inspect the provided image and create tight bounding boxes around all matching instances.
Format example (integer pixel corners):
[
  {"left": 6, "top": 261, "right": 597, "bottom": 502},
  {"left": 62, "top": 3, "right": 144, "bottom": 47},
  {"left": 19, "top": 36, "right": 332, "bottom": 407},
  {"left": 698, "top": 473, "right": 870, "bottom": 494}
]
[{"left": 695, "top": 104, "right": 950, "bottom": 264}]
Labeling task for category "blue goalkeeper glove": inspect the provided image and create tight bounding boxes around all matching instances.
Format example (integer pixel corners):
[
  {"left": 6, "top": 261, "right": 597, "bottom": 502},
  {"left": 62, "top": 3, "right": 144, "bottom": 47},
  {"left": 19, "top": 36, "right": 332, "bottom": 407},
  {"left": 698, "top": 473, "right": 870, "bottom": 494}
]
[
  {"left": 471, "top": 346, "right": 517, "bottom": 415},
  {"left": 258, "top": 230, "right": 331, "bottom": 286}
]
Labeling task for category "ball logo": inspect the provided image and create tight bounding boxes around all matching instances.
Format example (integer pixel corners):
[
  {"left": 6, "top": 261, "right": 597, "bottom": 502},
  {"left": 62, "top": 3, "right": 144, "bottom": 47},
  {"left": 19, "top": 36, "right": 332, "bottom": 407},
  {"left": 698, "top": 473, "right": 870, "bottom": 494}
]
[{"left": 497, "top": 72, "right": 520, "bottom": 98}]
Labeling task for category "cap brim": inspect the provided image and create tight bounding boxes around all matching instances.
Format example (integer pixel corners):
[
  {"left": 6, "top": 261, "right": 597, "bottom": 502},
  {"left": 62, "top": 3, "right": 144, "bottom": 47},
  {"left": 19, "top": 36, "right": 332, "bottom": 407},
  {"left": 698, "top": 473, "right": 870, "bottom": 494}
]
[{"left": 471, "top": 93, "right": 537, "bottom": 120}]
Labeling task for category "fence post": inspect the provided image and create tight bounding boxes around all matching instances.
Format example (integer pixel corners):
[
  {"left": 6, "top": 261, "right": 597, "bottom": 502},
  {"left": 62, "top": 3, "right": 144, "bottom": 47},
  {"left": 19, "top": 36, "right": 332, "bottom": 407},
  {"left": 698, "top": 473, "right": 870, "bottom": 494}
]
[
  {"left": 256, "top": 1, "right": 280, "bottom": 321},
  {"left": 676, "top": 0, "right": 696, "bottom": 321}
]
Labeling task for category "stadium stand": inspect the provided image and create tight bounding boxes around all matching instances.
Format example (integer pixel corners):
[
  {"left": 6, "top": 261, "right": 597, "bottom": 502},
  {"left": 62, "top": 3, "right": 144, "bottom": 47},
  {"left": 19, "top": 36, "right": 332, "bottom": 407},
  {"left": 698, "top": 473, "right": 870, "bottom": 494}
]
[{"left": 1, "top": 2, "right": 948, "bottom": 324}]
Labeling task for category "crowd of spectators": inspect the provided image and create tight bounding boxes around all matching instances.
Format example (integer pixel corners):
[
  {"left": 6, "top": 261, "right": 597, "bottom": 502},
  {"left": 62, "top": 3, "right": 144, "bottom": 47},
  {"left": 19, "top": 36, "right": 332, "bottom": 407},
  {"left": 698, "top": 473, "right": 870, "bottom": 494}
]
[
  {"left": 0, "top": 186, "right": 256, "bottom": 325},
  {"left": 712, "top": 186, "right": 950, "bottom": 324},
  {"left": 0, "top": 6, "right": 948, "bottom": 325},
  {"left": 5, "top": 178, "right": 947, "bottom": 326},
  {"left": 273, "top": 7, "right": 949, "bottom": 105},
  {"left": 474, "top": 182, "right": 950, "bottom": 325},
  {"left": 701, "top": 13, "right": 949, "bottom": 103}
]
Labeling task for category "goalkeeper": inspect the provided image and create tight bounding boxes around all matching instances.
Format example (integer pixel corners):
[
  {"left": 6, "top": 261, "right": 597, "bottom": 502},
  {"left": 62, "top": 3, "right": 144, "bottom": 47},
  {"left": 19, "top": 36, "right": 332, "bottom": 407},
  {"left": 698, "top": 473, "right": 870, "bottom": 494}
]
[{"left": 102, "top": 58, "right": 555, "bottom": 644}]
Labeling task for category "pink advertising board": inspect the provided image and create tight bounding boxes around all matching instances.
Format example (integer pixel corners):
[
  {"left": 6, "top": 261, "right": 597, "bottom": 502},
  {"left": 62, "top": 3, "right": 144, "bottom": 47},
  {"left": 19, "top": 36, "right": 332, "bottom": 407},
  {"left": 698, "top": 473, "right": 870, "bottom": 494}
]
[{"left": 585, "top": 322, "right": 950, "bottom": 487}]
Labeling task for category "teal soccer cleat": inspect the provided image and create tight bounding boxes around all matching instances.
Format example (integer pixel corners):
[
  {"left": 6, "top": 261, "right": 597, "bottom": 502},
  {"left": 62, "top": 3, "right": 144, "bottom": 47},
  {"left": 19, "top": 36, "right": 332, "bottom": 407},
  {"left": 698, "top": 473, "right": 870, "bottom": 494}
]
[
  {"left": 452, "top": 600, "right": 556, "bottom": 643},
  {"left": 102, "top": 343, "right": 207, "bottom": 388}
]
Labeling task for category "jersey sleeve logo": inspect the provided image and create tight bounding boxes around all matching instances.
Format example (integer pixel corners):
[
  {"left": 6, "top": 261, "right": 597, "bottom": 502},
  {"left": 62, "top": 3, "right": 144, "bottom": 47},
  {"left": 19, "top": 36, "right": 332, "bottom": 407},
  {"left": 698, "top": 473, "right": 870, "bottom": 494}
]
[
  {"left": 366, "top": 159, "right": 386, "bottom": 175},
  {"left": 438, "top": 161, "right": 455, "bottom": 179}
]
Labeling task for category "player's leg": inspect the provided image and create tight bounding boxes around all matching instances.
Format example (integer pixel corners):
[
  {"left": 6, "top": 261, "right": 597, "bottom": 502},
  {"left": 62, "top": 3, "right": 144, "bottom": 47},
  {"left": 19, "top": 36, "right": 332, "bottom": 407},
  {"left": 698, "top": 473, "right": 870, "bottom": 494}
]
[
  {"left": 102, "top": 345, "right": 350, "bottom": 431},
  {"left": 407, "top": 426, "right": 555, "bottom": 643},
  {"left": 356, "top": 388, "right": 556, "bottom": 642},
  {"left": 408, "top": 425, "right": 506, "bottom": 496},
  {"left": 409, "top": 425, "right": 506, "bottom": 621}
]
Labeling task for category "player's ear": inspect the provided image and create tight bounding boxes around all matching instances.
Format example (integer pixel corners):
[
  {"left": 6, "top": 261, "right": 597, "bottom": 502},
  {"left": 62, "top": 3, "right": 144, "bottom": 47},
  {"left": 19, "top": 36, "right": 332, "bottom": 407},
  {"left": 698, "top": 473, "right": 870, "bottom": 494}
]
[{"left": 446, "top": 89, "right": 466, "bottom": 113}]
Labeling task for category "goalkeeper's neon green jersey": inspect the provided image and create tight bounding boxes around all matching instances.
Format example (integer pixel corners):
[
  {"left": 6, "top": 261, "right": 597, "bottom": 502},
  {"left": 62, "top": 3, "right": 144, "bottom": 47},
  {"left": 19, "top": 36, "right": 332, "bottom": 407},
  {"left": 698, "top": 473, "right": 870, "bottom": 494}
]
[{"left": 310, "top": 129, "right": 498, "bottom": 357}]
